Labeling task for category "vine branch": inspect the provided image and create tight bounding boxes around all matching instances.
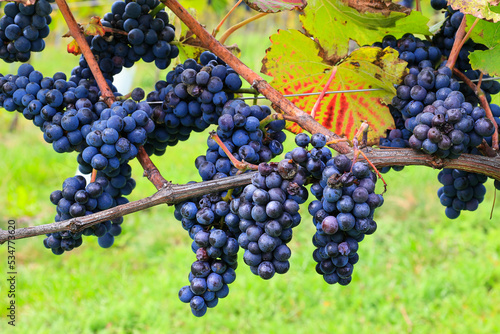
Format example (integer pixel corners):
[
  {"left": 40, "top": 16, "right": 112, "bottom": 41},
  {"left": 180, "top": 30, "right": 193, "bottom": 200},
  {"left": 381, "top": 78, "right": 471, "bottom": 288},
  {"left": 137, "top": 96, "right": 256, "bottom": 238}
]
[
  {"left": 55, "top": 0, "right": 168, "bottom": 189},
  {"left": 54, "top": 0, "right": 115, "bottom": 106},
  {"left": 137, "top": 147, "right": 169, "bottom": 190},
  {"left": 0, "top": 173, "right": 254, "bottom": 244},
  {"left": 1, "top": 149, "right": 498, "bottom": 245},
  {"left": 161, "top": 0, "right": 352, "bottom": 155},
  {"left": 446, "top": 15, "right": 467, "bottom": 70}
]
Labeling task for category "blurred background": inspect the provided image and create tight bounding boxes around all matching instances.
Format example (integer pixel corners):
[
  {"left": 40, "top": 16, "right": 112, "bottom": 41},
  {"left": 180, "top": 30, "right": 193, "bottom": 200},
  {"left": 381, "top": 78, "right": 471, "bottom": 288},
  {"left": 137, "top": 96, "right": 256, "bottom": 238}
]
[{"left": 0, "top": 0, "right": 500, "bottom": 333}]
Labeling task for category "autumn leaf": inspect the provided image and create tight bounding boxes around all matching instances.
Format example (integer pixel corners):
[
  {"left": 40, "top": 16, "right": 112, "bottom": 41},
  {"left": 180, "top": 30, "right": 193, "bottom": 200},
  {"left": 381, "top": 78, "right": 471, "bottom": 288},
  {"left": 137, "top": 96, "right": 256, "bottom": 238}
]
[
  {"left": 84, "top": 17, "right": 106, "bottom": 36},
  {"left": 262, "top": 29, "right": 407, "bottom": 143},
  {"left": 67, "top": 39, "right": 81, "bottom": 55}
]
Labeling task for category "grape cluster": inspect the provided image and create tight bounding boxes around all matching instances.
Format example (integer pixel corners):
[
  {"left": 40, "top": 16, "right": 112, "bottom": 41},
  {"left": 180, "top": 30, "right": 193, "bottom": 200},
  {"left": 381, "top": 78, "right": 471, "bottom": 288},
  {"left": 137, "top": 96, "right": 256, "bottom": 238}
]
[
  {"left": 144, "top": 52, "right": 243, "bottom": 156},
  {"left": 231, "top": 160, "right": 307, "bottom": 279},
  {"left": 71, "top": 0, "right": 178, "bottom": 83},
  {"left": 43, "top": 169, "right": 133, "bottom": 254},
  {"left": 0, "top": 64, "right": 107, "bottom": 153},
  {"left": 175, "top": 194, "right": 238, "bottom": 317},
  {"left": 195, "top": 99, "right": 285, "bottom": 181},
  {"left": 78, "top": 96, "right": 155, "bottom": 174},
  {"left": 0, "top": 0, "right": 53, "bottom": 62},
  {"left": 437, "top": 169, "right": 488, "bottom": 219},
  {"left": 372, "top": 33, "right": 442, "bottom": 171},
  {"left": 393, "top": 66, "right": 495, "bottom": 158},
  {"left": 283, "top": 133, "right": 382, "bottom": 285},
  {"left": 308, "top": 154, "right": 382, "bottom": 285},
  {"left": 0, "top": 64, "right": 141, "bottom": 254},
  {"left": 0, "top": 64, "right": 129, "bottom": 168}
]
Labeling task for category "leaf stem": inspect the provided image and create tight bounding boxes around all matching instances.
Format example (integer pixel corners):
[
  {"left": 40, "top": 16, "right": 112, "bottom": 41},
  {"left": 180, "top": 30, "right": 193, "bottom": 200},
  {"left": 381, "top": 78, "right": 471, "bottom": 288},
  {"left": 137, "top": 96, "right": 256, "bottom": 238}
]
[
  {"left": 219, "top": 12, "right": 269, "bottom": 45},
  {"left": 311, "top": 66, "right": 337, "bottom": 119},
  {"left": 213, "top": 0, "right": 243, "bottom": 38}
]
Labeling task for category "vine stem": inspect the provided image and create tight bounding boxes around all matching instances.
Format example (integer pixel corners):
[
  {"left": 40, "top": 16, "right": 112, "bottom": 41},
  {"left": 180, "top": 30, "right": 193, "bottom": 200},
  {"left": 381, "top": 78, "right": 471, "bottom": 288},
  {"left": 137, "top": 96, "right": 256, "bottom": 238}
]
[
  {"left": 259, "top": 113, "right": 300, "bottom": 131},
  {"left": 477, "top": 71, "right": 483, "bottom": 91},
  {"left": 210, "top": 132, "right": 259, "bottom": 171},
  {"left": 213, "top": 0, "right": 243, "bottom": 38},
  {"left": 452, "top": 68, "right": 498, "bottom": 150},
  {"left": 150, "top": 3, "right": 166, "bottom": 17},
  {"left": 91, "top": 169, "right": 97, "bottom": 183},
  {"left": 54, "top": 0, "right": 115, "bottom": 106},
  {"left": 311, "top": 66, "right": 337, "bottom": 119},
  {"left": 136, "top": 146, "right": 169, "bottom": 190},
  {"left": 446, "top": 15, "right": 467, "bottom": 70},
  {"left": 1, "top": 149, "right": 499, "bottom": 244},
  {"left": 415, "top": 0, "right": 421, "bottom": 12},
  {"left": 55, "top": 0, "right": 168, "bottom": 188},
  {"left": 219, "top": 12, "right": 269, "bottom": 45},
  {"left": 102, "top": 26, "right": 128, "bottom": 36},
  {"left": 161, "top": 0, "right": 352, "bottom": 155},
  {"left": 457, "top": 17, "right": 480, "bottom": 53}
]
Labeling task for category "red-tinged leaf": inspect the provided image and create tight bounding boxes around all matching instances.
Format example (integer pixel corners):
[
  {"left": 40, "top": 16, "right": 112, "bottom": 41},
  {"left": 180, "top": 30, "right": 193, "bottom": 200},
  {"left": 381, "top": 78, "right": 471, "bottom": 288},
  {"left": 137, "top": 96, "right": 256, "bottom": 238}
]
[
  {"left": 84, "top": 16, "right": 106, "bottom": 36},
  {"left": 67, "top": 39, "right": 81, "bottom": 55},
  {"left": 341, "top": 0, "right": 410, "bottom": 15},
  {"left": 243, "top": 0, "right": 307, "bottom": 13},
  {"left": 262, "top": 29, "right": 407, "bottom": 143}
]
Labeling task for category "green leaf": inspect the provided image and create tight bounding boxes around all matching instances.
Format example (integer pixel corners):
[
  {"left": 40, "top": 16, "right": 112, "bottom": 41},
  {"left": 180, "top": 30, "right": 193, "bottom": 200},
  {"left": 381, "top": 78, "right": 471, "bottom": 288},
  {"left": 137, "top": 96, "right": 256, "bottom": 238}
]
[
  {"left": 469, "top": 47, "right": 500, "bottom": 76},
  {"left": 383, "top": 11, "right": 431, "bottom": 37},
  {"left": 465, "top": 14, "right": 500, "bottom": 48},
  {"left": 243, "top": 0, "right": 307, "bottom": 13},
  {"left": 178, "top": 43, "right": 206, "bottom": 63},
  {"left": 211, "top": 0, "right": 230, "bottom": 15},
  {"left": 179, "top": 0, "right": 208, "bottom": 13},
  {"left": 449, "top": 0, "right": 500, "bottom": 22},
  {"left": 261, "top": 29, "right": 407, "bottom": 143},
  {"left": 464, "top": 14, "right": 500, "bottom": 75},
  {"left": 300, "top": 0, "right": 430, "bottom": 61}
]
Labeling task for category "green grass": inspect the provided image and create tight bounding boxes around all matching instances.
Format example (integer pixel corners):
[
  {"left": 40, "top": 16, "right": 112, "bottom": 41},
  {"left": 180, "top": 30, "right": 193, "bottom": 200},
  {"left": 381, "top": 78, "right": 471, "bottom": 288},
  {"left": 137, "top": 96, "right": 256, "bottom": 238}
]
[{"left": 1, "top": 11, "right": 500, "bottom": 334}]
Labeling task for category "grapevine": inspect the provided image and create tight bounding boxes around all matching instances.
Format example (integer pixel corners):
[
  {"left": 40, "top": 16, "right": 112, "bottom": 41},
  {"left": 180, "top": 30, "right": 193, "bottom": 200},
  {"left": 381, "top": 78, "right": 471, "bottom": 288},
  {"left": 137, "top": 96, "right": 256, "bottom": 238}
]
[{"left": 0, "top": 0, "right": 499, "bottom": 322}]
